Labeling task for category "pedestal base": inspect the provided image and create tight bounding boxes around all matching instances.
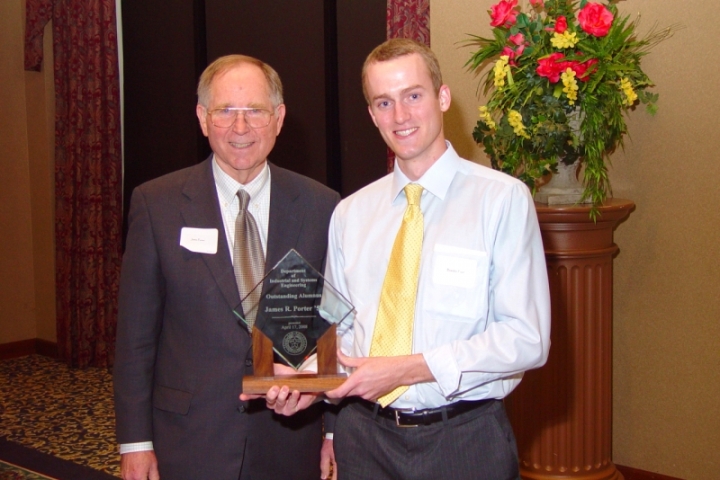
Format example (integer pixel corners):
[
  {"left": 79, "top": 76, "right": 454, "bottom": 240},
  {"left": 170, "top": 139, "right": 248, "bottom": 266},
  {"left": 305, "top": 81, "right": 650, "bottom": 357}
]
[
  {"left": 520, "top": 464, "right": 623, "bottom": 480},
  {"left": 506, "top": 199, "right": 634, "bottom": 480}
]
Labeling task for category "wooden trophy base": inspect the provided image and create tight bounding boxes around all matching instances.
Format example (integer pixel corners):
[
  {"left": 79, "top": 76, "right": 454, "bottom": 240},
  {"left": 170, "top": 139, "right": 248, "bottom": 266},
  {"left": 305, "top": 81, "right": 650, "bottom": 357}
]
[
  {"left": 242, "top": 324, "right": 347, "bottom": 394},
  {"left": 242, "top": 373, "right": 348, "bottom": 394}
]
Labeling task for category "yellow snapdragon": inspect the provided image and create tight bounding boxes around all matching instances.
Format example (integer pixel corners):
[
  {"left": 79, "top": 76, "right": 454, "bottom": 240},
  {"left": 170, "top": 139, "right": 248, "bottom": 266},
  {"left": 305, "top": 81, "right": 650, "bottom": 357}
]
[
  {"left": 620, "top": 77, "right": 638, "bottom": 106},
  {"left": 507, "top": 110, "right": 530, "bottom": 139},
  {"left": 478, "top": 106, "right": 497, "bottom": 130},
  {"left": 551, "top": 31, "right": 579, "bottom": 49},
  {"left": 493, "top": 55, "right": 511, "bottom": 88},
  {"left": 561, "top": 68, "right": 578, "bottom": 105}
]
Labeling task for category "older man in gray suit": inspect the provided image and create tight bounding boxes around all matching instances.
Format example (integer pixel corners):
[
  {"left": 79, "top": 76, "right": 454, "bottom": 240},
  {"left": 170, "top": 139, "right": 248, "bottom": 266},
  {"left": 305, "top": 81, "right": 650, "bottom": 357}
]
[{"left": 113, "top": 55, "right": 340, "bottom": 480}]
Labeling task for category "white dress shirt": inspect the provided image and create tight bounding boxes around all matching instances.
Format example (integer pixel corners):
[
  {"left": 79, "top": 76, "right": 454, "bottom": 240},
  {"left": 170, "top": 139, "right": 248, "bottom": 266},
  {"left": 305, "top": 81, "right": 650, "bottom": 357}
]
[
  {"left": 213, "top": 157, "right": 271, "bottom": 258},
  {"left": 119, "top": 157, "right": 272, "bottom": 454},
  {"left": 324, "top": 142, "right": 551, "bottom": 410}
]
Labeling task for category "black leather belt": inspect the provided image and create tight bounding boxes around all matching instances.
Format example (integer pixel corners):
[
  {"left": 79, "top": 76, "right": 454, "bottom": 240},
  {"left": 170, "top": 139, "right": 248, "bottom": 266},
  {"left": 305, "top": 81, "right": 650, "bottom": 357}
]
[{"left": 356, "top": 398, "right": 492, "bottom": 427}]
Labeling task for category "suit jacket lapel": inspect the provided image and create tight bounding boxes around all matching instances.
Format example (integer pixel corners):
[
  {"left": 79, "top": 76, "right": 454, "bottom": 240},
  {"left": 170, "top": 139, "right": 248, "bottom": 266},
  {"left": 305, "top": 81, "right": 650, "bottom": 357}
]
[
  {"left": 180, "top": 157, "right": 241, "bottom": 312},
  {"left": 265, "top": 163, "right": 305, "bottom": 275}
]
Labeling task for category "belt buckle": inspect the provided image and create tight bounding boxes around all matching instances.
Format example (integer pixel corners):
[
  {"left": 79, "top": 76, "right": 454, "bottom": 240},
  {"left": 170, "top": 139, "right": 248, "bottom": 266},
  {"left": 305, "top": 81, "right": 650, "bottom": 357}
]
[{"left": 394, "top": 408, "right": 419, "bottom": 428}]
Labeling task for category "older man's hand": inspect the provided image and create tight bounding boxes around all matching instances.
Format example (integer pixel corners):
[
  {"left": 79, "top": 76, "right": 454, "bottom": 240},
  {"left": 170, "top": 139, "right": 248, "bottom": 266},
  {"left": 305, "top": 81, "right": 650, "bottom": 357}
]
[
  {"left": 239, "top": 363, "right": 321, "bottom": 415},
  {"left": 121, "top": 451, "right": 159, "bottom": 480}
]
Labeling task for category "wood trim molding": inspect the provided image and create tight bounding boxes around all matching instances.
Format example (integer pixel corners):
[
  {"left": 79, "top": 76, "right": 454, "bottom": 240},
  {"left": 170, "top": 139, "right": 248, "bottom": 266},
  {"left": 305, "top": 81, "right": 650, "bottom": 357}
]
[
  {"left": 0, "top": 339, "right": 58, "bottom": 360},
  {"left": 35, "top": 338, "right": 58, "bottom": 358},
  {"left": 0, "top": 339, "right": 35, "bottom": 360},
  {"left": 616, "top": 465, "right": 685, "bottom": 480}
]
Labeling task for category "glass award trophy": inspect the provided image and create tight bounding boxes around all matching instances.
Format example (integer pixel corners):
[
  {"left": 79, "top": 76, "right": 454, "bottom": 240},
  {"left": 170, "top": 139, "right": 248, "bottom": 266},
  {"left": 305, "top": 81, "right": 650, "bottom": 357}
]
[{"left": 235, "top": 249, "right": 354, "bottom": 394}]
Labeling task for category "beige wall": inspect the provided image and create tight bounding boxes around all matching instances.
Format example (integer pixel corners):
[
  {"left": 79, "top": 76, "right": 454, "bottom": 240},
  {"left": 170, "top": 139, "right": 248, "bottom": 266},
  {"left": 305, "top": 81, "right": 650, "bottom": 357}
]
[
  {"left": 433, "top": 1, "right": 719, "bottom": 479},
  {"left": 0, "top": 0, "right": 56, "bottom": 344}
]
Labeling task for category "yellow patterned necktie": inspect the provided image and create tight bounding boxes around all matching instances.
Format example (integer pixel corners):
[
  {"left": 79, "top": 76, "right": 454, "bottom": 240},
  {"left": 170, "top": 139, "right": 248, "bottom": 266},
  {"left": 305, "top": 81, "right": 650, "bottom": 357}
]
[{"left": 370, "top": 183, "right": 424, "bottom": 407}]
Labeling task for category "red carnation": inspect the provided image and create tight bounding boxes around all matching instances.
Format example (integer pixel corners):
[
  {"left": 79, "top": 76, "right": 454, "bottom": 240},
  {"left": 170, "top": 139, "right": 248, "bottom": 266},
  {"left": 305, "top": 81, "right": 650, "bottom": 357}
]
[
  {"left": 573, "top": 58, "right": 599, "bottom": 81},
  {"left": 555, "top": 16, "right": 568, "bottom": 34},
  {"left": 490, "top": 0, "right": 519, "bottom": 28},
  {"left": 577, "top": 2, "right": 614, "bottom": 37},
  {"left": 509, "top": 33, "right": 525, "bottom": 46},
  {"left": 501, "top": 46, "right": 517, "bottom": 65},
  {"left": 536, "top": 53, "right": 567, "bottom": 83}
]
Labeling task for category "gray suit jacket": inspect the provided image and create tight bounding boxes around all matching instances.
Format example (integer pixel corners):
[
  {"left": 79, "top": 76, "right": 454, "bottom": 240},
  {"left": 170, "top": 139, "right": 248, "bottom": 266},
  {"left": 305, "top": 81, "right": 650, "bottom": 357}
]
[{"left": 114, "top": 158, "right": 340, "bottom": 480}]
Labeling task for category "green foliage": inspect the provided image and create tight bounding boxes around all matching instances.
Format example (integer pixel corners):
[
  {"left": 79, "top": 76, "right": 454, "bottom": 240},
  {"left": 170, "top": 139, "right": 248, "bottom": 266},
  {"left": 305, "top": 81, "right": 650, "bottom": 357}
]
[{"left": 464, "top": 0, "right": 675, "bottom": 217}]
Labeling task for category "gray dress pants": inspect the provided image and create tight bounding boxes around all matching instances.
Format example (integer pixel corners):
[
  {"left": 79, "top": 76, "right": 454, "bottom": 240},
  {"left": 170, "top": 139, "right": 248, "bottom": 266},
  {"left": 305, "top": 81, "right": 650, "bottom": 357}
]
[{"left": 334, "top": 399, "right": 520, "bottom": 480}]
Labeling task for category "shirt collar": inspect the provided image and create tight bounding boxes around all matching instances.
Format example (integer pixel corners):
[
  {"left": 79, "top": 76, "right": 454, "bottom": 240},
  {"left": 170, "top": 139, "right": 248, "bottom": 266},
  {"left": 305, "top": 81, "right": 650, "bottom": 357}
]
[
  {"left": 390, "top": 141, "right": 460, "bottom": 204},
  {"left": 212, "top": 156, "right": 270, "bottom": 204}
]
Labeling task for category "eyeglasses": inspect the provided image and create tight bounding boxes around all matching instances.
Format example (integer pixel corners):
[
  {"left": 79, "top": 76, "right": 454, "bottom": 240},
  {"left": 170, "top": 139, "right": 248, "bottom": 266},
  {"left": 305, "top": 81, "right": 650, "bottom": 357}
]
[{"left": 207, "top": 107, "right": 275, "bottom": 129}]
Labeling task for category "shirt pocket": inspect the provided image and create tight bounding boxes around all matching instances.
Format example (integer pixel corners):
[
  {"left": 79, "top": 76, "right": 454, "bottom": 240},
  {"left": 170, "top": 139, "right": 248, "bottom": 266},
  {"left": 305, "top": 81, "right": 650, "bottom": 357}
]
[{"left": 424, "top": 244, "right": 489, "bottom": 322}]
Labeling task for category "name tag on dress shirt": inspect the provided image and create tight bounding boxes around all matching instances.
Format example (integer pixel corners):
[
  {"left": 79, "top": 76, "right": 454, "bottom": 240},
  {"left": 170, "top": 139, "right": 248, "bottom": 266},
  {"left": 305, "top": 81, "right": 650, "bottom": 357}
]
[
  {"left": 428, "top": 244, "right": 489, "bottom": 320},
  {"left": 432, "top": 244, "right": 485, "bottom": 288},
  {"left": 180, "top": 227, "right": 218, "bottom": 254}
]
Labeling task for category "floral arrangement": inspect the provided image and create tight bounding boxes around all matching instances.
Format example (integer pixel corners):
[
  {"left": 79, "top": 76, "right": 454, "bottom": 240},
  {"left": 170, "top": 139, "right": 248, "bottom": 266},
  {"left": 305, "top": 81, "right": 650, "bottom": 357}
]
[{"left": 466, "top": 0, "right": 674, "bottom": 212}]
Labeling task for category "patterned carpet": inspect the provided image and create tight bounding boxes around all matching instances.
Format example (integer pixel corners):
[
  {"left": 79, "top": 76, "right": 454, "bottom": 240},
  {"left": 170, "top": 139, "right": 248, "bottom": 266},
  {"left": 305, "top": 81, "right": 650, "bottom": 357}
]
[
  {"left": 0, "top": 355, "right": 120, "bottom": 478},
  {"left": 0, "top": 459, "right": 56, "bottom": 479}
]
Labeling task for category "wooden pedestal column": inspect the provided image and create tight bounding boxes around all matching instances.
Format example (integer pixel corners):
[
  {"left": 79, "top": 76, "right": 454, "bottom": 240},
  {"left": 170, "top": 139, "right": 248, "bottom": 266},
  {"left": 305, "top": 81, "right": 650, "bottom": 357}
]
[{"left": 505, "top": 199, "right": 634, "bottom": 480}]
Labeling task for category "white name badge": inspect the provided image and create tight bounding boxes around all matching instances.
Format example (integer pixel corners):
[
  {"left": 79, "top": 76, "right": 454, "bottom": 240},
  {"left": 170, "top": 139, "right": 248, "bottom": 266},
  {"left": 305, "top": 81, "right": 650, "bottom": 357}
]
[
  {"left": 432, "top": 244, "right": 487, "bottom": 288},
  {"left": 180, "top": 227, "right": 218, "bottom": 254}
]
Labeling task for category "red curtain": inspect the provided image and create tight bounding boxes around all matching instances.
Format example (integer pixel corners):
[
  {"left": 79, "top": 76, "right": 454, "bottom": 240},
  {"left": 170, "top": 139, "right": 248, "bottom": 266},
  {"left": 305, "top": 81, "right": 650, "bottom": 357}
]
[
  {"left": 385, "top": 0, "right": 430, "bottom": 171},
  {"left": 387, "top": 0, "right": 430, "bottom": 45},
  {"left": 25, "top": 0, "right": 122, "bottom": 368}
]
